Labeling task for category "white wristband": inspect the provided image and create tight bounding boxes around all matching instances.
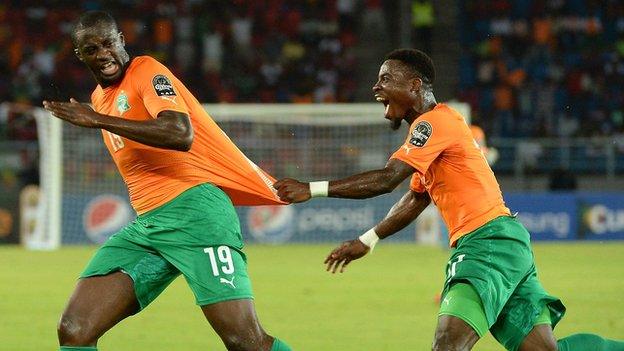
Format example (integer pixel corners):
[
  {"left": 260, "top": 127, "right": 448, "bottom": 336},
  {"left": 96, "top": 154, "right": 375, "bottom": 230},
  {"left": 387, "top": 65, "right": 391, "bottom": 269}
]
[
  {"left": 358, "top": 228, "right": 380, "bottom": 251},
  {"left": 309, "top": 181, "right": 329, "bottom": 198}
]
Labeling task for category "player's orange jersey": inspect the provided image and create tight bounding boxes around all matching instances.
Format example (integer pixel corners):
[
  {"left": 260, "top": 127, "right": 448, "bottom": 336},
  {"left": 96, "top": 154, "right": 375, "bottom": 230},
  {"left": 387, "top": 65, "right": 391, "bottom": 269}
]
[
  {"left": 391, "top": 104, "right": 510, "bottom": 246},
  {"left": 91, "top": 56, "right": 284, "bottom": 214}
]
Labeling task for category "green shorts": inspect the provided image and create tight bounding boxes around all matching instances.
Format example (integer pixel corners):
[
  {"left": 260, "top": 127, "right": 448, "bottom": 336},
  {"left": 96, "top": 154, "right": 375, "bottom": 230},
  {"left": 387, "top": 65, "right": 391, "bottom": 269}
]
[
  {"left": 438, "top": 216, "right": 566, "bottom": 351},
  {"left": 80, "top": 183, "right": 254, "bottom": 309}
]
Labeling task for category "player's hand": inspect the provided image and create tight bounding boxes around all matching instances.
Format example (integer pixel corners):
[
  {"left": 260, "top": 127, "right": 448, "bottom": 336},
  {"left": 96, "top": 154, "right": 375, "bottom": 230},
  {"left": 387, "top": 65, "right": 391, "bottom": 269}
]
[
  {"left": 273, "top": 178, "right": 311, "bottom": 203},
  {"left": 324, "top": 239, "right": 370, "bottom": 273},
  {"left": 43, "top": 98, "right": 100, "bottom": 128}
]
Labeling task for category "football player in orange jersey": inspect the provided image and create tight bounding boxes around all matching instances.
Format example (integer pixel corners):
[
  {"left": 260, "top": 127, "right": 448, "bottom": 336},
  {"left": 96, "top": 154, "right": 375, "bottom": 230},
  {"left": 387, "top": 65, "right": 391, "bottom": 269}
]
[
  {"left": 43, "top": 11, "right": 290, "bottom": 351},
  {"left": 275, "top": 49, "right": 623, "bottom": 351}
]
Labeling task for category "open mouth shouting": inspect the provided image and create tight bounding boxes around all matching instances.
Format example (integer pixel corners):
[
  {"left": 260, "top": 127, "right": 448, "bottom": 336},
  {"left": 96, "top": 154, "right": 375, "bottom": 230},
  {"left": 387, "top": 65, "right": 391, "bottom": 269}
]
[
  {"left": 100, "top": 61, "right": 120, "bottom": 77},
  {"left": 375, "top": 94, "right": 391, "bottom": 118},
  {"left": 375, "top": 94, "right": 403, "bottom": 130}
]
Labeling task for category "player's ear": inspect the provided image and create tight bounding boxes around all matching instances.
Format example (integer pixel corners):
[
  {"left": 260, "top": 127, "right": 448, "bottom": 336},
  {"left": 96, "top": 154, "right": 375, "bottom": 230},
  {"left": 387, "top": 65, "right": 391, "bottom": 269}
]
[
  {"left": 410, "top": 77, "right": 422, "bottom": 93},
  {"left": 74, "top": 48, "right": 84, "bottom": 62},
  {"left": 118, "top": 31, "right": 125, "bottom": 47}
]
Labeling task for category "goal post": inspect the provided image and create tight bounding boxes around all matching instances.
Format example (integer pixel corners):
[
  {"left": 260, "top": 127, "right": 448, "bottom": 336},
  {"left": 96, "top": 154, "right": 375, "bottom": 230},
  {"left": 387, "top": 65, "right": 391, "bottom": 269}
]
[{"left": 26, "top": 109, "right": 62, "bottom": 250}]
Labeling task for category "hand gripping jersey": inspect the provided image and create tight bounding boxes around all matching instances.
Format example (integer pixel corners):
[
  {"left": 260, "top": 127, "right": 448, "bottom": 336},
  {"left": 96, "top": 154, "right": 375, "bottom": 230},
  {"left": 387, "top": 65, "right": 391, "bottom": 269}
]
[
  {"left": 391, "top": 104, "right": 510, "bottom": 246},
  {"left": 91, "top": 56, "right": 284, "bottom": 214}
]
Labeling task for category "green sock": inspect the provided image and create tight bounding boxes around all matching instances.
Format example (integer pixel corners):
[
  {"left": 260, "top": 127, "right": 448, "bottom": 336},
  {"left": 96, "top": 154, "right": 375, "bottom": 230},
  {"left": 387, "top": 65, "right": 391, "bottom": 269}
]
[
  {"left": 270, "top": 338, "right": 292, "bottom": 351},
  {"left": 558, "top": 334, "right": 624, "bottom": 351},
  {"left": 59, "top": 347, "right": 97, "bottom": 350}
]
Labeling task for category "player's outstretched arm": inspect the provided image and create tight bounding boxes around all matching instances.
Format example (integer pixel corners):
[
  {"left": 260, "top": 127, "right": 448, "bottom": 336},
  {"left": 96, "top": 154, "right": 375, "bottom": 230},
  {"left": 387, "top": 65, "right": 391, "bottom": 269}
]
[
  {"left": 43, "top": 99, "right": 193, "bottom": 151},
  {"left": 324, "top": 190, "right": 431, "bottom": 273},
  {"left": 274, "top": 158, "right": 415, "bottom": 203},
  {"left": 375, "top": 189, "right": 431, "bottom": 239}
]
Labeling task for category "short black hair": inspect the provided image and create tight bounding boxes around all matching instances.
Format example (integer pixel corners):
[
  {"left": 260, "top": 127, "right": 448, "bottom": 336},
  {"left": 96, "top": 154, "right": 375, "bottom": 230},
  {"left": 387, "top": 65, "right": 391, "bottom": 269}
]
[
  {"left": 71, "top": 11, "right": 118, "bottom": 46},
  {"left": 385, "top": 49, "right": 435, "bottom": 84}
]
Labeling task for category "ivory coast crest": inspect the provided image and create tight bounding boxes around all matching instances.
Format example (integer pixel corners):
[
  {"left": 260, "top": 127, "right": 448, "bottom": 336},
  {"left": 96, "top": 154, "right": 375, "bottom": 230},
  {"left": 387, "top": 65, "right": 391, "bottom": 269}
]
[{"left": 116, "top": 91, "right": 130, "bottom": 114}]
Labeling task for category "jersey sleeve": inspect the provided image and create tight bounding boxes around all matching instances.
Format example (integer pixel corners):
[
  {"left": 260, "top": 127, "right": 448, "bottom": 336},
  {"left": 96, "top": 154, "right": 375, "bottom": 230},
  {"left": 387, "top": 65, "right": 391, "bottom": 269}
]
[
  {"left": 90, "top": 89, "right": 98, "bottom": 106},
  {"left": 409, "top": 174, "right": 426, "bottom": 193},
  {"left": 390, "top": 113, "right": 461, "bottom": 175},
  {"left": 133, "top": 58, "right": 189, "bottom": 118}
]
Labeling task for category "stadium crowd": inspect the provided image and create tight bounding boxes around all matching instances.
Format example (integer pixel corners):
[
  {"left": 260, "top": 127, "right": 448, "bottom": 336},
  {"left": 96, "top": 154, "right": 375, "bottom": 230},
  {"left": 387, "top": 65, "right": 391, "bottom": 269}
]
[
  {"left": 1, "top": 1, "right": 624, "bottom": 143},
  {"left": 457, "top": 0, "right": 624, "bottom": 138},
  {"left": 0, "top": 0, "right": 365, "bottom": 109},
  {"left": 2, "top": 1, "right": 624, "bottom": 141}
]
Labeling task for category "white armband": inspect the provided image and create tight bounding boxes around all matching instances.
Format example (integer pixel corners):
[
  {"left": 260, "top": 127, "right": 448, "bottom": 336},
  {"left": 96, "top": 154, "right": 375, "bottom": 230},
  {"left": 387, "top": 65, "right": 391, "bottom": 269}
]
[
  {"left": 358, "top": 228, "right": 380, "bottom": 251},
  {"left": 309, "top": 181, "right": 329, "bottom": 198}
]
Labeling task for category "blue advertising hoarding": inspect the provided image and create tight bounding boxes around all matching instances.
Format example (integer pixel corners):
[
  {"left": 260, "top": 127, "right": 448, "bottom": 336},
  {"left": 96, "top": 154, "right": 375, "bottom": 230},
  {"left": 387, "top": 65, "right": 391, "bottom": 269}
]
[
  {"left": 505, "top": 193, "right": 577, "bottom": 241},
  {"left": 63, "top": 193, "right": 134, "bottom": 244},
  {"left": 236, "top": 195, "right": 417, "bottom": 244},
  {"left": 61, "top": 191, "right": 624, "bottom": 244},
  {"left": 578, "top": 194, "right": 624, "bottom": 241},
  {"left": 61, "top": 192, "right": 418, "bottom": 244}
]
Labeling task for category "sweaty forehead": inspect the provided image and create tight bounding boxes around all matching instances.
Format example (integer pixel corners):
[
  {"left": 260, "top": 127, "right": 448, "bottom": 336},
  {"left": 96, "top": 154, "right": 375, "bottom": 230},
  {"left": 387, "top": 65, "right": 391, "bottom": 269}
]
[
  {"left": 75, "top": 23, "right": 117, "bottom": 45},
  {"left": 379, "top": 59, "right": 413, "bottom": 78}
]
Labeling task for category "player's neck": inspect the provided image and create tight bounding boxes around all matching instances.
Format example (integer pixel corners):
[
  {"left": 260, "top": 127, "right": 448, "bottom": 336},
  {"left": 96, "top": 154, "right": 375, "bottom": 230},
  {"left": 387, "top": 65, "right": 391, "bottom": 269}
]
[{"left": 414, "top": 93, "right": 437, "bottom": 115}]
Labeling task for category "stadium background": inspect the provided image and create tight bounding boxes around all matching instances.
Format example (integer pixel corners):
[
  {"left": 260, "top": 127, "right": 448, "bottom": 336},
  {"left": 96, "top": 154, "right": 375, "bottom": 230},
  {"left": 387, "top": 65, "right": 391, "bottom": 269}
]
[{"left": 0, "top": 1, "right": 623, "bottom": 350}]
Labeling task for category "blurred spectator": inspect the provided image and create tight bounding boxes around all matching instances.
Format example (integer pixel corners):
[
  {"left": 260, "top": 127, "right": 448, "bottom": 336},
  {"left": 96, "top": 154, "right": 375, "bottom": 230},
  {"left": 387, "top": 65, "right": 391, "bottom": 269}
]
[
  {"left": 459, "top": 0, "right": 624, "bottom": 138},
  {"left": 0, "top": 1, "right": 361, "bottom": 106},
  {"left": 3, "top": 1, "right": 622, "bottom": 143},
  {"left": 411, "top": 0, "right": 434, "bottom": 54},
  {"left": 1, "top": 103, "right": 37, "bottom": 141},
  {"left": 470, "top": 123, "right": 499, "bottom": 165},
  {"left": 18, "top": 149, "right": 39, "bottom": 188},
  {"left": 0, "top": 1, "right": 374, "bottom": 189}
]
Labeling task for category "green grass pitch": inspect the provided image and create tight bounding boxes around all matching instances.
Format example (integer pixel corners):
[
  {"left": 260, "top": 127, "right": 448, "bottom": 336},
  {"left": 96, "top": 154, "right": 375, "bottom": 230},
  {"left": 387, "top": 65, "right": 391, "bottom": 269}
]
[{"left": 1, "top": 243, "right": 622, "bottom": 350}]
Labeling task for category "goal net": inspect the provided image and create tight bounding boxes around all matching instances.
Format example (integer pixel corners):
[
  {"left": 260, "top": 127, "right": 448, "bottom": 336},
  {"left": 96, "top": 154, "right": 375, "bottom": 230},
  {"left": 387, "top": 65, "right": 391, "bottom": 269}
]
[{"left": 33, "top": 103, "right": 468, "bottom": 247}]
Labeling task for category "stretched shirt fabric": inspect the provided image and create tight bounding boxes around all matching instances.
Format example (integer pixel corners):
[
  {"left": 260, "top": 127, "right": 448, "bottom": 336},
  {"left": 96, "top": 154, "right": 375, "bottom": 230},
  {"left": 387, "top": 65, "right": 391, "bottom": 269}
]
[
  {"left": 470, "top": 125, "right": 485, "bottom": 146},
  {"left": 391, "top": 104, "right": 510, "bottom": 246},
  {"left": 91, "top": 56, "right": 284, "bottom": 214},
  {"left": 470, "top": 124, "right": 492, "bottom": 159}
]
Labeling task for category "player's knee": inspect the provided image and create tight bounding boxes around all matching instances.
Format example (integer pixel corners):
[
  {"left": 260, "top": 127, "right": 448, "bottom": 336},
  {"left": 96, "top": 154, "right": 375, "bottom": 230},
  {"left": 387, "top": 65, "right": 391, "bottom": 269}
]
[
  {"left": 544, "top": 339, "right": 558, "bottom": 351},
  {"left": 220, "top": 332, "right": 271, "bottom": 351},
  {"left": 518, "top": 324, "right": 559, "bottom": 351},
  {"left": 57, "top": 314, "right": 97, "bottom": 346},
  {"left": 432, "top": 329, "right": 472, "bottom": 351},
  {"left": 518, "top": 338, "right": 558, "bottom": 351}
]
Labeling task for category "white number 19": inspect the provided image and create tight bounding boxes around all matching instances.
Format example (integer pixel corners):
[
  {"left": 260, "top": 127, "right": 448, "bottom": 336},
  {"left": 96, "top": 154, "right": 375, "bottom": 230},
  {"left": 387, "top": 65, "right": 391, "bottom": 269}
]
[
  {"left": 106, "top": 131, "right": 125, "bottom": 152},
  {"left": 204, "top": 246, "right": 235, "bottom": 276}
]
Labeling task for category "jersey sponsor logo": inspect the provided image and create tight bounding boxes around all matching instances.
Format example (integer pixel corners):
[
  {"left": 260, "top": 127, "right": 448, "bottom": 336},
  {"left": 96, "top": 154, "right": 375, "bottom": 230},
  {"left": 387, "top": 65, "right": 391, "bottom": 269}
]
[
  {"left": 152, "top": 74, "right": 176, "bottom": 97},
  {"left": 409, "top": 121, "right": 433, "bottom": 147},
  {"left": 160, "top": 95, "right": 177, "bottom": 105},
  {"left": 83, "top": 195, "right": 133, "bottom": 244},
  {"left": 116, "top": 91, "right": 130, "bottom": 114}
]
